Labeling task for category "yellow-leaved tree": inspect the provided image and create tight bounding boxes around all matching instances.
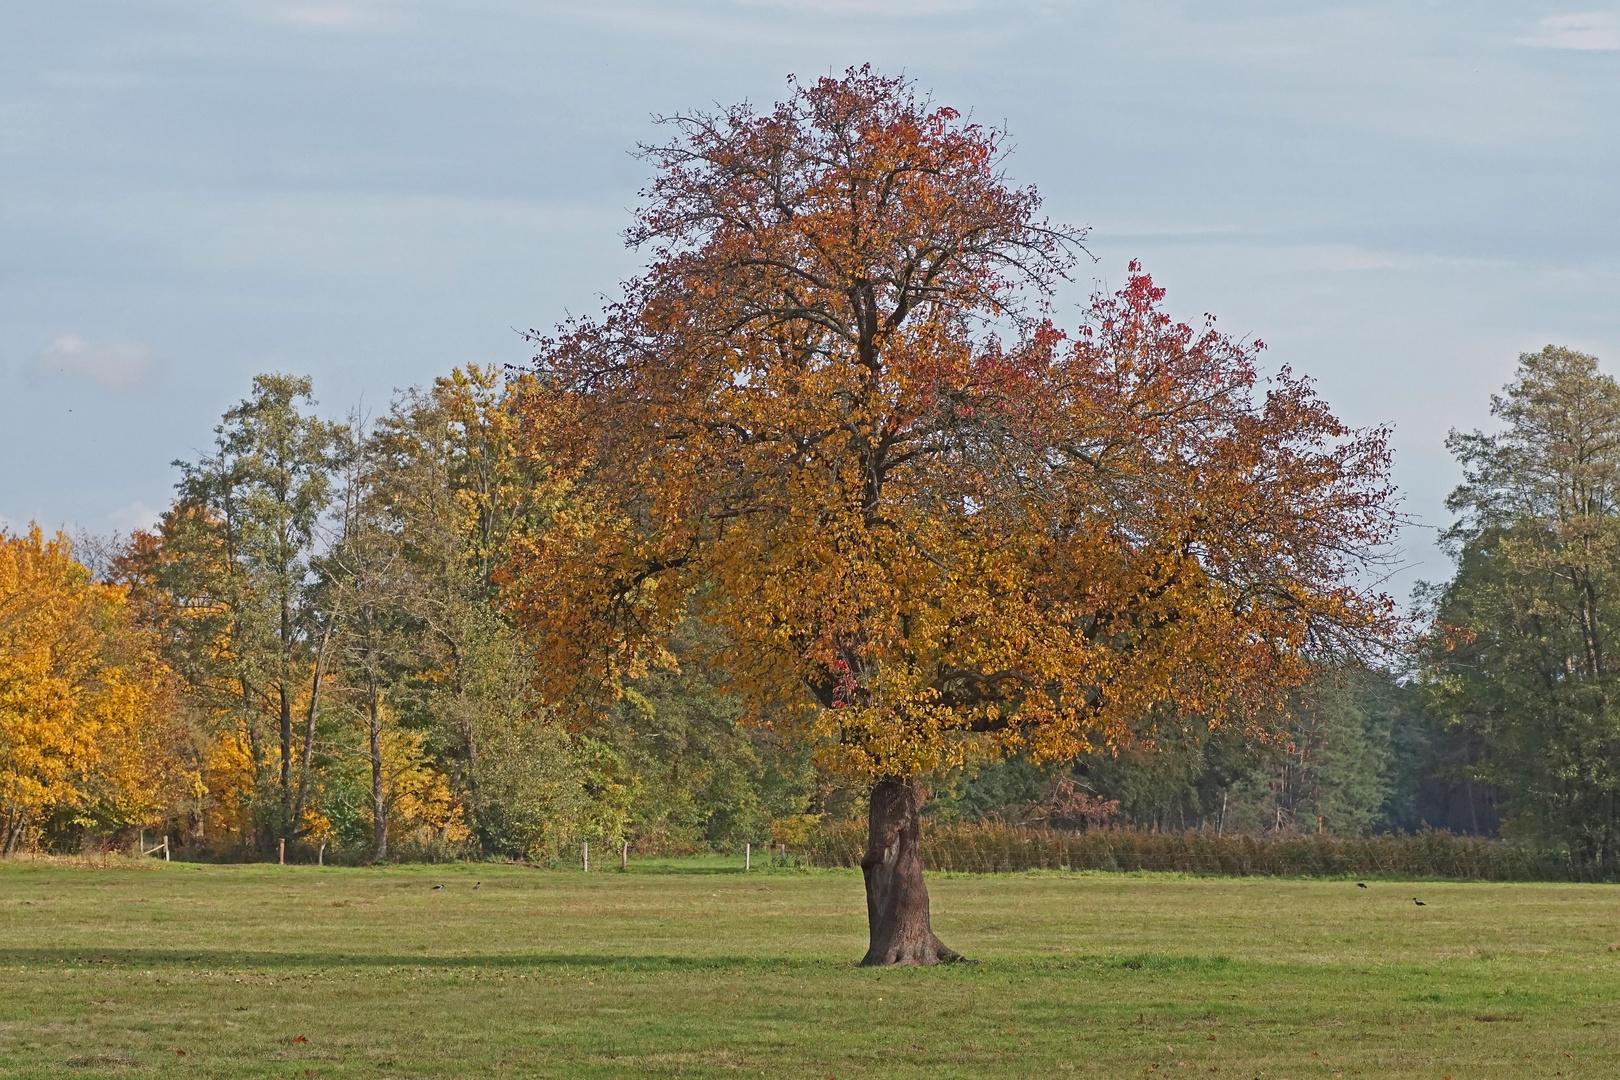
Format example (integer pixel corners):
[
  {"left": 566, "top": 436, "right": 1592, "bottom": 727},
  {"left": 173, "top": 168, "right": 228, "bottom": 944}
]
[{"left": 0, "top": 527, "right": 187, "bottom": 853}]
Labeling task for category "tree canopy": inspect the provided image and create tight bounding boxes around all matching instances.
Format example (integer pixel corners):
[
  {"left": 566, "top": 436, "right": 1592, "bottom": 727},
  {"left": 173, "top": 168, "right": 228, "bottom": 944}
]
[
  {"left": 510, "top": 68, "right": 1399, "bottom": 963},
  {"left": 0, "top": 527, "right": 184, "bottom": 852},
  {"left": 1423, "top": 346, "right": 1620, "bottom": 873}
]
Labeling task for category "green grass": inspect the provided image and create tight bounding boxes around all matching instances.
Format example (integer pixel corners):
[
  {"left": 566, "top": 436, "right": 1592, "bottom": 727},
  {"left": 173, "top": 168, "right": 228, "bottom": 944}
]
[{"left": 3, "top": 858, "right": 1619, "bottom": 1077}]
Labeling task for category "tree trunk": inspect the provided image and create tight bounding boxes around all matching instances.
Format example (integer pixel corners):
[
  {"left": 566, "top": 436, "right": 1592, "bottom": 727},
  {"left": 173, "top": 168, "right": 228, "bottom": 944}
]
[
  {"left": 369, "top": 673, "right": 388, "bottom": 862},
  {"left": 3, "top": 807, "right": 27, "bottom": 856},
  {"left": 859, "top": 777, "right": 963, "bottom": 966},
  {"left": 280, "top": 594, "right": 294, "bottom": 820},
  {"left": 291, "top": 614, "right": 337, "bottom": 839},
  {"left": 460, "top": 701, "right": 481, "bottom": 839},
  {"left": 279, "top": 683, "right": 293, "bottom": 817},
  {"left": 242, "top": 679, "right": 273, "bottom": 856}
]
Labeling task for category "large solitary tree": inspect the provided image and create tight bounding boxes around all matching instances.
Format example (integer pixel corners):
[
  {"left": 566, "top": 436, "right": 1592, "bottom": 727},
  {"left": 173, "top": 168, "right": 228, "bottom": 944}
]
[{"left": 511, "top": 68, "right": 1397, "bottom": 964}]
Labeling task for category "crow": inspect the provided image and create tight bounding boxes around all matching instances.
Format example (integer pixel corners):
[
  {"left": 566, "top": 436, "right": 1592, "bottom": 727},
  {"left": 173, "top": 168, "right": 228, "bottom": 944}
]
[
  {"left": 473, "top": 882, "right": 482, "bottom": 890},
  {"left": 1413, "top": 897, "right": 1426, "bottom": 906},
  {"left": 1357, "top": 883, "right": 1368, "bottom": 889}
]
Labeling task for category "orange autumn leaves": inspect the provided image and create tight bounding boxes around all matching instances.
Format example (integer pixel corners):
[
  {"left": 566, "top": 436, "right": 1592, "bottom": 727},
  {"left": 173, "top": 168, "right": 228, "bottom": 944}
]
[
  {"left": 507, "top": 68, "right": 1398, "bottom": 783},
  {"left": 0, "top": 527, "right": 191, "bottom": 851}
]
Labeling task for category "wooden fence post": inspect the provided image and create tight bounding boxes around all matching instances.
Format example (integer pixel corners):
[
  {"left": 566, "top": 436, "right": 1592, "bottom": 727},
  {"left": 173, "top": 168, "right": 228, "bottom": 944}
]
[
  {"left": 163, "top": 837, "right": 170, "bottom": 862},
  {"left": 621, "top": 841, "right": 628, "bottom": 872},
  {"left": 319, "top": 842, "right": 325, "bottom": 866},
  {"left": 745, "top": 843, "right": 750, "bottom": 871},
  {"left": 582, "top": 842, "right": 589, "bottom": 872},
  {"left": 279, "top": 838, "right": 285, "bottom": 865}
]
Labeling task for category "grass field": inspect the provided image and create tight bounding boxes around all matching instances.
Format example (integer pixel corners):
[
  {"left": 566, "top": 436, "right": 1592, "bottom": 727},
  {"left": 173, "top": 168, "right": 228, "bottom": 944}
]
[{"left": 2, "top": 858, "right": 1618, "bottom": 1077}]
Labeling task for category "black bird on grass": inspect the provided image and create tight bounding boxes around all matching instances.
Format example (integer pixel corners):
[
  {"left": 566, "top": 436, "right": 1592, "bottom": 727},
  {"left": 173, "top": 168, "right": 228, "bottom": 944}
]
[
  {"left": 473, "top": 882, "right": 482, "bottom": 890},
  {"left": 1357, "top": 883, "right": 1368, "bottom": 889},
  {"left": 1413, "top": 897, "right": 1426, "bottom": 906},
  {"left": 432, "top": 884, "right": 444, "bottom": 891}
]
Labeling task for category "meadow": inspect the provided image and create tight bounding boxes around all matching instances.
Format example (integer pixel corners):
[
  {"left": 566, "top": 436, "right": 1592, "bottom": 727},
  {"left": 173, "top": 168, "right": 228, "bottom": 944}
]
[{"left": 1, "top": 858, "right": 1617, "bottom": 1078}]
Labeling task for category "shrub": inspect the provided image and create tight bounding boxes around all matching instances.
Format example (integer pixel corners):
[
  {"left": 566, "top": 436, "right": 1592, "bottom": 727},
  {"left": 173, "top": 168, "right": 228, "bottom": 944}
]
[{"left": 797, "top": 821, "right": 1583, "bottom": 881}]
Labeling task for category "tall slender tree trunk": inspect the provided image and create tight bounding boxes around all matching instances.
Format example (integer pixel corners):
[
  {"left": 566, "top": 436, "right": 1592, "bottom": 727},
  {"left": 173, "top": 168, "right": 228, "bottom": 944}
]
[
  {"left": 242, "top": 680, "right": 261, "bottom": 776},
  {"left": 241, "top": 679, "right": 272, "bottom": 855},
  {"left": 280, "top": 595, "right": 294, "bottom": 820},
  {"left": 4, "top": 808, "right": 27, "bottom": 856},
  {"left": 279, "top": 684, "right": 293, "bottom": 817},
  {"left": 859, "top": 777, "right": 962, "bottom": 966},
  {"left": 458, "top": 700, "right": 482, "bottom": 842},
  {"left": 368, "top": 672, "right": 388, "bottom": 862},
  {"left": 291, "top": 615, "right": 337, "bottom": 838},
  {"left": 1577, "top": 570, "right": 1604, "bottom": 677}
]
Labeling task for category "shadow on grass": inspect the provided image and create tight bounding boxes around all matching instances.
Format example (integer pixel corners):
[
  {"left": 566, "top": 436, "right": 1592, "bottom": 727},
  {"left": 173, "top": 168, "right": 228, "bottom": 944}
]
[
  {"left": 619, "top": 860, "right": 836, "bottom": 876},
  {"left": 1113, "top": 953, "right": 1233, "bottom": 972},
  {"left": 0, "top": 949, "right": 855, "bottom": 974},
  {"left": 0, "top": 948, "right": 1252, "bottom": 978}
]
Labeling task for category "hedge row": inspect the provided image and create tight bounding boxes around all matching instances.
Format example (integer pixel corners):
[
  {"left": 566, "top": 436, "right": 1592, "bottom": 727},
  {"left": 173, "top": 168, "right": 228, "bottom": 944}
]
[{"left": 798, "top": 821, "right": 1586, "bottom": 881}]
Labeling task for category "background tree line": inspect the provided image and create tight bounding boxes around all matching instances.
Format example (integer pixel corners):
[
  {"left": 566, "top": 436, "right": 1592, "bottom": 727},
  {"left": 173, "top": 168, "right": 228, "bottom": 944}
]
[{"left": 3, "top": 347, "right": 1617, "bottom": 873}]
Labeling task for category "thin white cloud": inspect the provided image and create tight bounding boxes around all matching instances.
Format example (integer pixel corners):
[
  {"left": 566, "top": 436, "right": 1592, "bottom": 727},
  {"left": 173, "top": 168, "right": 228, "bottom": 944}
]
[
  {"left": 540, "top": 0, "right": 1013, "bottom": 49},
  {"left": 1519, "top": 12, "right": 1620, "bottom": 51},
  {"left": 30, "top": 334, "right": 162, "bottom": 391},
  {"left": 245, "top": 1, "right": 410, "bottom": 30},
  {"left": 735, "top": 0, "right": 982, "bottom": 15},
  {"left": 273, "top": 6, "right": 375, "bottom": 28},
  {"left": 103, "top": 501, "right": 163, "bottom": 534}
]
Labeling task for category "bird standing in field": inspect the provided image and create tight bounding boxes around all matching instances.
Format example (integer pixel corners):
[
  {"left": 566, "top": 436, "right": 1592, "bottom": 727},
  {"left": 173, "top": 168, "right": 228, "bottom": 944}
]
[
  {"left": 473, "top": 882, "right": 482, "bottom": 890},
  {"left": 433, "top": 884, "right": 444, "bottom": 891},
  {"left": 1357, "top": 883, "right": 1368, "bottom": 889},
  {"left": 1413, "top": 897, "right": 1426, "bottom": 906}
]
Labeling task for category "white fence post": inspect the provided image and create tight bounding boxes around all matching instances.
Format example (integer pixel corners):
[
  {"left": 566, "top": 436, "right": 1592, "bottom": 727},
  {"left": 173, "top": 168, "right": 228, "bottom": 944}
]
[
  {"left": 745, "top": 843, "right": 750, "bottom": 871},
  {"left": 583, "top": 842, "right": 589, "bottom": 872},
  {"left": 139, "top": 831, "right": 170, "bottom": 860}
]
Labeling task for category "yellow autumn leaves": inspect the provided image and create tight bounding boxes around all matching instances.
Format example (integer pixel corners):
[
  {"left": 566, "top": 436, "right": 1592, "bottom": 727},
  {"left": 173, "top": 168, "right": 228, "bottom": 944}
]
[{"left": 0, "top": 527, "right": 190, "bottom": 852}]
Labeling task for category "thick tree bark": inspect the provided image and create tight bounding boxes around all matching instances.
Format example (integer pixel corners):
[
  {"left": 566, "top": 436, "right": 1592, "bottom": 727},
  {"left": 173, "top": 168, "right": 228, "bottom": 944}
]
[{"left": 859, "top": 777, "right": 964, "bottom": 966}]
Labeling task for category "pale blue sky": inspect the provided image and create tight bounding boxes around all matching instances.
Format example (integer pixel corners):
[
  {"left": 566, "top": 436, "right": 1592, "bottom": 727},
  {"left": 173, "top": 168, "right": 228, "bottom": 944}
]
[{"left": 3, "top": 2, "right": 1617, "bottom": 597}]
